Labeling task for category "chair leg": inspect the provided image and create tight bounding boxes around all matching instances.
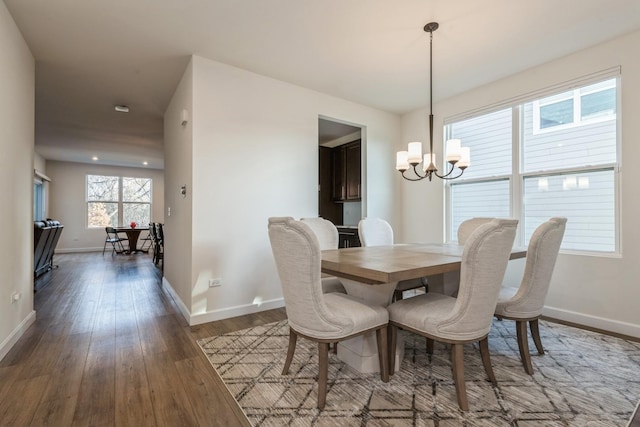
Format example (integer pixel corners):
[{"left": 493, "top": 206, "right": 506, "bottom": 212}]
[
  {"left": 426, "top": 338, "right": 434, "bottom": 356},
  {"left": 478, "top": 337, "right": 497, "bottom": 386},
  {"left": 282, "top": 329, "right": 297, "bottom": 375},
  {"left": 516, "top": 320, "right": 534, "bottom": 375},
  {"left": 530, "top": 319, "right": 545, "bottom": 355},
  {"left": 388, "top": 325, "right": 397, "bottom": 376},
  {"left": 317, "top": 342, "right": 329, "bottom": 410},
  {"left": 451, "top": 343, "right": 468, "bottom": 411},
  {"left": 376, "top": 326, "right": 389, "bottom": 383}
]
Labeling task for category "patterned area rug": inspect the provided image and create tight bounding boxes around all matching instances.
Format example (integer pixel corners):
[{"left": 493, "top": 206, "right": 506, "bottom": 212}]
[{"left": 197, "top": 319, "right": 640, "bottom": 426}]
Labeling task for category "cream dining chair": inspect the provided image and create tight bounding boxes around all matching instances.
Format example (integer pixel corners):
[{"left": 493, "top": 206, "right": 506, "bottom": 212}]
[
  {"left": 268, "top": 217, "right": 389, "bottom": 409},
  {"left": 457, "top": 217, "right": 494, "bottom": 244},
  {"left": 358, "top": 217, "right": 427, "bottom": 301},
  {"left": 387, "top": 218, "right": 518, "bottom": 411},
  {"left": 300, "top": 217, "right": 346, "bottom": 294},
  {"left": 494, "top": 217, "right": 567, "bottom": 375}
]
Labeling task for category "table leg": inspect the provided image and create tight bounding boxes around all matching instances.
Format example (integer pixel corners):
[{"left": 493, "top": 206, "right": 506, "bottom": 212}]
[
  {"left": 337, "top": 280, "right": 404, "bottom": 373},
  {"left": 425, "top": 271, "right": 460, "bottom": 296}
]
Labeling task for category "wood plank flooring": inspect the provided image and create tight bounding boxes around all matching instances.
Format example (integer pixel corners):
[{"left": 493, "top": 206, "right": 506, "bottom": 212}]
[{"left": 0, "top": 252, "right": 286, "bottom": 426}]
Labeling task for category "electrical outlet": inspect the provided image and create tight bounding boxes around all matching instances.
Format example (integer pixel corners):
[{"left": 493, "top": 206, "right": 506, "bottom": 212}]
[
  {"left": 11, "top": 292, "right": 21, "bottom": 304},
  {"left": 209, "top": 278, "right": 222, "bottom": 288}
]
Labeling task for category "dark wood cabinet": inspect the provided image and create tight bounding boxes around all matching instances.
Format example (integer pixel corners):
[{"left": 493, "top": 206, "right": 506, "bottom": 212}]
[
  {"left": 332, "top": 140, "right": 361, "bottom": 202},
  {"left": 345, "top": 142, "right": 361, "bottom": 200},
  {"left": 319, "top": 147, "right": 343, "bottom": 225},
  {"left": 331, "top": 145, "right": 346, "bottom": 200}
]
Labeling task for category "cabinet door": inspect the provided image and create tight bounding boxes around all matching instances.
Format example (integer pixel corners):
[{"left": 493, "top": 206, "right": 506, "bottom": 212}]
[
  {"left": 331, "top": 146, "right": 346, "bottom": 201},
  {"left": 345, "top": 141, "right": 361, "bottom": 200},
  {"left": 319, "top": 147, "right": 343, "bottom": 224}
]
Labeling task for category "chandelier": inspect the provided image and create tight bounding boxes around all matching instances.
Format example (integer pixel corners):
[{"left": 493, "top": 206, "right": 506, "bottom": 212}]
[{"left": 396, "top": 22, "right": 470, "bottom": 181}]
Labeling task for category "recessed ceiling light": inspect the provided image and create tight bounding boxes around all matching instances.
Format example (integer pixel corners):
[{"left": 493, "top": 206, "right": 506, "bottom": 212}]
[
  {"left": 114, "top": 105, "right": 129, "bottom": 113},
  {"left": 92, "top": 156, "right": 99, "bottom": 161},
  {"left": 142, "top": 161, "right": 148, "bottom": 166}
]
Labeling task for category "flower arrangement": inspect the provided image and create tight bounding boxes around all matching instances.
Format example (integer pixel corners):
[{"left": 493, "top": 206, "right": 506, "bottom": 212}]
[{"left": 130, "top": 221, "right": 137, "bottom": 229}]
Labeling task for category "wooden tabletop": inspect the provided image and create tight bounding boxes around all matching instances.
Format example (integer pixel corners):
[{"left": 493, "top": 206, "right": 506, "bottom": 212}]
[{"left": 321, "top": 243, "right": 527, "bottom": 285}]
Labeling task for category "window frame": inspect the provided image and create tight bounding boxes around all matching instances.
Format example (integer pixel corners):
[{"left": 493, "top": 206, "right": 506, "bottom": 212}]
[
  {"left": 86, "top": 174, "right": 153, "bottom": 229},
  {"left": 444, "top": 71, "right": 621, "bottom": 256}
]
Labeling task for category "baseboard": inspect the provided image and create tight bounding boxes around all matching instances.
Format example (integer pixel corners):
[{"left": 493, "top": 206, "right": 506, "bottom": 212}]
[
  {"left": 0, "top": 310, "right": 36, "bottom": 362},
  {"left": 162, "top": 277, "right": 192, "bottom": 324},
  {"left": 161, "top": 277, "right": 285, "bottom": 326},
  {"left": 55, "top": 247, "right": 103, "bottom": 253},
  {"left": 543, "top": 305, "right": 640, "bottom": 339},
  {"left": 189, "top": 298, "right": 285, "bottom": 326}
]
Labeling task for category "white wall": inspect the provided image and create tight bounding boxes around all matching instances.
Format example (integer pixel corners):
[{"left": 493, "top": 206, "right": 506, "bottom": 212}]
[
  {"left": 0, "top": 3, "right": 35, "bottom": 361},
  {"left": 163, "top": 58, "right": 194, "bottom": 315},
  {"left": 47, "top": 161, "right": 165, "bottom": 252},
  {"left": 163, "top": 55, "right": 401, "bottom": 324},
  {"left": 34, "top": 152, "right": 46, "bottom": 174},
  {"left": 401, "top": 30, "right": 640, "bottom": 337}
]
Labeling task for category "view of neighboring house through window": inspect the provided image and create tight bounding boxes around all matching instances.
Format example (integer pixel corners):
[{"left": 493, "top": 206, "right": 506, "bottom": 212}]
[
  {"left": 87, "top": 175, "right": 152, "bottom": 227},
  {"left": 446, "top": 73, "right": 619, "bottom": 253}
]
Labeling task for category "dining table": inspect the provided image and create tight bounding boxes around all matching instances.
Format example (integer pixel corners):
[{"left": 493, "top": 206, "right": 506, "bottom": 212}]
[
  {"left": 321, "top": 242, "right": 527, "bottom": 373},
  {"left": 115, "top": 226, "right": 150, "bottom": 254}
]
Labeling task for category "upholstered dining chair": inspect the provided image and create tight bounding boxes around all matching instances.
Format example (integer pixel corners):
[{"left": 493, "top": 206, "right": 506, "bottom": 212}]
[
  {"left": 358, "top": 217, "right": 427, "bottom": 301},
  {"left": 457, "top": 217, "right": 494, "bottom": 244},
  {"left": 268, "top": 217, "right": 389, "bottom": 409},
  {"left": 494, "top": 217, "right": 567, "bottom": 375},
  {"left": 387, "top": 218, "right": 518, "bottom": 411},
  {"left": 300, "top": 217, "right": 346, "bottom": 294}
]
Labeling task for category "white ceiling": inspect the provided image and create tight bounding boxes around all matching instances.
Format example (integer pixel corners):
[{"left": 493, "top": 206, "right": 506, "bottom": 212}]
[{"left": 5, "top": 0, "right": 640, "bottom": 169}]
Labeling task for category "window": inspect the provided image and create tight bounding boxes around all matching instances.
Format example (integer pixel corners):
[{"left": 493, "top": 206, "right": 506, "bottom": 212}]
[
  {"left": 87, "top": 175, "right": 152, "bottom": 227},
  {"left": 533, "top": 79, "right": 616, "bottom": 133},
  {"left": 446, "top": 74, "right": 619, "bottom": 253},
  {"left": 34, "top": 170, "right": 50, "bottom": 221},
  {"left": 34, "top": 181, "right": 44, "bottom": 221}
]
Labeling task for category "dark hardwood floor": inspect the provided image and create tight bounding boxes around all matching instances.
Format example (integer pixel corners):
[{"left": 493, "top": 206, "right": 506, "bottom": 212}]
[{"left": 0, "top": 252, "right": 286, "bottom": 426}]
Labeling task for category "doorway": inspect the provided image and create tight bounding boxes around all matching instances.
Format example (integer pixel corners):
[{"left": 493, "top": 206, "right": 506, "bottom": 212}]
[{"left": 318, "top": 117, "right": 363, "bottom": 226}]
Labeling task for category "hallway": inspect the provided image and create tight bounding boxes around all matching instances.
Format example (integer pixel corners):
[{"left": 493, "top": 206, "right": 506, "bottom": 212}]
[{"left": 0, "top": 252, "right": 285, "bottom": 426}]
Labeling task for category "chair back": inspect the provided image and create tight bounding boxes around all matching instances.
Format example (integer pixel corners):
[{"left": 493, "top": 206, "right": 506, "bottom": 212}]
[
  {"left": 156, "top": 223, "right": 164, "bottom": 243},
  {"left": 457, "top": 217, "right": 494, "bottom": 244},
  {"left": 105, "top": 226, "right": 118, "bottom": 237},
  {"left": 502, "top": 217, "right": 567, "bottom": 317},
  {"left": 300, "top": 218, "right": 339, "bottom": 250},
  {"left": 444, "top": 218, "right": 518, "bottom": 340},
  {"left": 358, "top": 217, "right": 393, "bottom": 246},
  {"left": 149, "top": 222, "right": 157, "bottom": 241},
  {"left": 268, "top": 217, "right": 351, "bottom": 337}
]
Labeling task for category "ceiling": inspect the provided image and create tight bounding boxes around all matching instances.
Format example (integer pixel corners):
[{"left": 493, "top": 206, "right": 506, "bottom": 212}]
[{"left": 5, "top": 0, "right": 640, "bottom": 169}]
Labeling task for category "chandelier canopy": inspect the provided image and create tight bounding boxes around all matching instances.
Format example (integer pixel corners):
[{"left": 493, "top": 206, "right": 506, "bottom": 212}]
[{"left": 396, "top": 22, "right": 470, "bottom": 182}]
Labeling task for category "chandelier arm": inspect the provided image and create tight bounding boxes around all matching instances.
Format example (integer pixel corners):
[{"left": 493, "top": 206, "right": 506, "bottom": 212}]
[
  {"left": 434, "top": 162, "right": 456, "bottom": 178},
  {"left": 400, "top": 165, "right": 431, "bottom": 181},
  {"left": 434, "top": 165, "right": 465, "bottom": 180}
]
